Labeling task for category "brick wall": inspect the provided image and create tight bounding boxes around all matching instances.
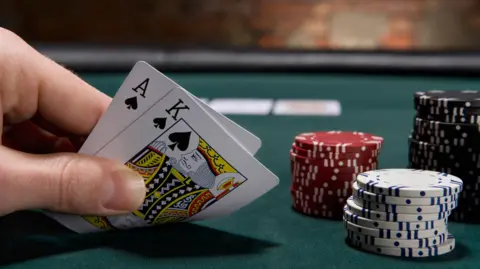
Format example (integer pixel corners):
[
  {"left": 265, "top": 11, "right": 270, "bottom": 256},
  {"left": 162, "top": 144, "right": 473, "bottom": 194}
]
[{"left": 0, "top": 0, "right": 479, "bottom": 50}]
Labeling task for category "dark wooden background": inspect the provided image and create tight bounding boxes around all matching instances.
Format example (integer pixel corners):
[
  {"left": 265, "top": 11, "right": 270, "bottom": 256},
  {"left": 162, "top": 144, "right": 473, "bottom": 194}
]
[{"left": 1, "top": 0, "right": 480, "bottom": 50}]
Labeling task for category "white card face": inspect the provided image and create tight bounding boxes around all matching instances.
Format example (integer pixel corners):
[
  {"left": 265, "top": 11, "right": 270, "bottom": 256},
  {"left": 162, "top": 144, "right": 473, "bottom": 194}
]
[
  {"left": 183, "top": 89, "right": 261, "bottom": 155},
  {"left": 45, "top": 87, "right": 278, "bottom": 233},
  {"left": 80, "top": 61, "right": 261, "bottom": 156},
  {"left": 79, "top": 61, "right": 177, "bottom": 156}
]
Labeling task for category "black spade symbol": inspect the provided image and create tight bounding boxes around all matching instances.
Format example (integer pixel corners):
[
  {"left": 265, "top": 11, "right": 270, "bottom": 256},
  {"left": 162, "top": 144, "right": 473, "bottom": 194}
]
[
  {"left": 125, "top": 96, "right": 138, "bottom": 110},
  {"left": 153, "top": 117, "right": 167, "bottom": 129},
  {"left": 168, "top": 132, "right": 191, "bottom": 151}
]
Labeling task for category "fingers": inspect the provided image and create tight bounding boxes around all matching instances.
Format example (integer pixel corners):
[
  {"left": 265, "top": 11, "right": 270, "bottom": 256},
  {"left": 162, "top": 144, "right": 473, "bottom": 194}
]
[
  {"left": 0, "top": 146, "right": 146, "bottom": 216},
  {"left": 0, "top": 28, "right": 111, "bottom": 135},
  {"left": 29, "top": 114, "right": 87, "bottom": 151},
  {"left": 30, "top": 113, "right": 72, "bottom": 137},
  {"left": 2, "top": 121, "right": 75, "bottom": 154}
]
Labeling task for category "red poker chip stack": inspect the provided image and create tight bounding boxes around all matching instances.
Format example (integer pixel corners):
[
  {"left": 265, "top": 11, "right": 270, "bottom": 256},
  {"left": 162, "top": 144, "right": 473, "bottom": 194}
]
[{"left": 290, "top": 131, "right": 384, "bottom": 220}]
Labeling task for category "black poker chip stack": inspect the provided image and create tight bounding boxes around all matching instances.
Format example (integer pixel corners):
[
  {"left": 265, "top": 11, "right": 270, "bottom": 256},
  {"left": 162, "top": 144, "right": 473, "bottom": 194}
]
[{"left": 408, "top": 90, "right": 480, "bottom": 223}]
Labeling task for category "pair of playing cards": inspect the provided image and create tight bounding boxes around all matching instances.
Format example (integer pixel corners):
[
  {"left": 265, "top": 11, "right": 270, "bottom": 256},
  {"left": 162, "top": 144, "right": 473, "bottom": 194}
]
[{"left": 44, "top": 61, "right": 279, "bottom": 233}]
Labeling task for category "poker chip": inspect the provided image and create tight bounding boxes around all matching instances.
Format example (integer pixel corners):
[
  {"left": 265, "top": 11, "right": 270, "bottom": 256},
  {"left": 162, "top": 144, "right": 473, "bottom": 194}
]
[
  {"left": 290, "top": 151, "right": 377, "bottom": 168},
  {"left": 291, "top": 143, "right": 380, "bottom": 160},
  {"left": 414, "top": 117, "right": 480, "bottom": 137},
  {"left": 415, "top": 101, "right": 480, "bottom": 116},
  {"left": 415, "top": 102, "right": 480, "bottom": 118},
  {"left": 409, "top": 154, "right": 480, "bottom": 171},
  {"left": 343, "top": 218, "right": 447, "bottom": 240},
  {"left": 409, "top": 90, "right": 480, "bottom": 224},
  {"left": 414, "top": 90, "right": 480, "bottom": 110},
  {"left": 287, "top": 127, "right": 460, "bottom": 258},
  {"left": 291, "top": 188, "right": 348, "bottom": 206},
  {"left": 292, "top": 179, "right": 354, "bottom": 196},
  {"left": 409, "top": 132, "right": 478, "bottom": 152},
  {"left": 416, "top": 108, "right": 480, "bottom": 124},
  {"left": 352, "top": 182, "right": 459, "bottom": 206},
  {"left": 356, "top": 169, "right": 463, "bottom": 198},
  {"left": 409, "top": 163, "right": 480, "bottom": 187},
  {"left": 346, "top": 229, "right": 448, "bottom": 248},
  {"left": 294, "top": 131, "right": 383, "bottom": 153},
  {"left": 412, "top": 117, "right": 480, "bottom": 148},
  {"left": 408, "top": 147, "right": 479, "bottom": 166},
  {"left": 291, "top": 189, "right": 345, "bottom": 219},
  {"left": 291, "top": 160, "right": 377, "bottom": 177},
  {"left": 408, "top": 143, "right": 479, "bottom": 168},
  {"left": 408, "top": 135, "right": 477, "bottom": 155},
  {"left": 341, "top": 167, "right": 461, "bottom": 258},
  {"left": 290, "top": 130, "right": 384, "bottom": 220},
  {"left": 346, "top": 233, "right": 456, "bottom": 258},
  {"left": 351, "top": 195, "right": 457, "bottom": 214},
  {"left": 343, "top": 206, "right": 448, "bottom": 231},
  {"left": 410, "top": 131, "right": 479, "bottom": 150},
  {"left": 450, "top": 200, "right": 480, "bottom": 222},
  {"left": 292, "top": 171, "right": 357, "bottom": 186},
  {"left": 346, "top": 197, "right": 451, "bottom": 222}
]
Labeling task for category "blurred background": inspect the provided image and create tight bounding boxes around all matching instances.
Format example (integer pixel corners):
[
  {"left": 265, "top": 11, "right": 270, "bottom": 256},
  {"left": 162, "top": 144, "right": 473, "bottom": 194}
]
[
  {"left": 1, "top": 0, "right": 480, "bottom": 73},
  {"left": 2, "top": 1, "right": 480, "bottom": 267}
]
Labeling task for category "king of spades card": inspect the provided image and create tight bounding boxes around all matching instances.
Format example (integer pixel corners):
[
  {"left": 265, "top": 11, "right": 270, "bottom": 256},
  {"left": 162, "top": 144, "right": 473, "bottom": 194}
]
[{"left": 81, "top": 119, "right": 247, "bottom": 230}]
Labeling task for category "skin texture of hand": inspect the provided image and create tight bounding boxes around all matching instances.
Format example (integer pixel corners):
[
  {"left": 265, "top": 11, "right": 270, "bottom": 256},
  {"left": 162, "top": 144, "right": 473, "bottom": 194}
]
[{"left": 0, "top": 28, "right": 146, "bottom": 216}]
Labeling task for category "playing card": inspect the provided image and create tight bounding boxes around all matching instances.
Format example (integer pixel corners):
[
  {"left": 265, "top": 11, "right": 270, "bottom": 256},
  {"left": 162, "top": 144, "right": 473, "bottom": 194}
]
[
  {"left": 188, "top": 93, "right": 261, "bottom": 155},
  {"left": 45, "top": 87, "right": 279, "bottom": 233},
  {"left": 80, "top": 61, "right": 261, "bottom": 156}
]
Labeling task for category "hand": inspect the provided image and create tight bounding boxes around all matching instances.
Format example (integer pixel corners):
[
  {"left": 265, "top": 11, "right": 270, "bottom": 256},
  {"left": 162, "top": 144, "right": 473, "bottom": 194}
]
[{"left": 0, "top": 28, "right": 146, "bottom": 217}]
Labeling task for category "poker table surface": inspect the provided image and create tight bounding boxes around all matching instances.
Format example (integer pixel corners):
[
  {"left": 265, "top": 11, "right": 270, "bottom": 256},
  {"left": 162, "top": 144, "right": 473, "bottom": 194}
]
[{"left": 1, "top": 72, "right": 479, "bottom": 269}]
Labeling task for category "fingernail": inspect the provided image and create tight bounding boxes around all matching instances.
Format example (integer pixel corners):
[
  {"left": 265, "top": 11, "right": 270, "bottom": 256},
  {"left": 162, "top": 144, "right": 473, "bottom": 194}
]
[{"left": 102, "top": 165, "right": 146, "bottom": 212}]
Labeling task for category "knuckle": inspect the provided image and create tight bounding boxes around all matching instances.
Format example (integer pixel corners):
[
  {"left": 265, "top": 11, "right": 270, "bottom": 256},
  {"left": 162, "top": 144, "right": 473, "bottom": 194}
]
[
  {"left": 0, "top": 28, "right": 39, "bottom": 124},
  {"left": 52, "top": 155, "right": 107, "bottom": 213},
  {"left": 52, "top": 155, "right": 79, "bottom": 211},
  {"left": 0, "top": 28, "right": 25, "bottom": 58},
  {"left": 0, "top": 27, "right": 19, "bottom": 41}
]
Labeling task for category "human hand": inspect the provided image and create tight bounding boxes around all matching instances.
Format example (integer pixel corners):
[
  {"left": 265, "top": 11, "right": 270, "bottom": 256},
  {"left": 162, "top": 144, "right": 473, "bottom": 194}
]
[{"left": 0, "top": 28, "right": 146, "bottom": 217}]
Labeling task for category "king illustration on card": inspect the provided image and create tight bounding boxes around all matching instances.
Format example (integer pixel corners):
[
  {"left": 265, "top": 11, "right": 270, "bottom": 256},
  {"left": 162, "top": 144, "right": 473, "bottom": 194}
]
[
  {"left": 82, "top": 119, "right": 247, "bottom": 231},
  {"left": 45, "top": 85, "right": 278, "bottom": 234}
]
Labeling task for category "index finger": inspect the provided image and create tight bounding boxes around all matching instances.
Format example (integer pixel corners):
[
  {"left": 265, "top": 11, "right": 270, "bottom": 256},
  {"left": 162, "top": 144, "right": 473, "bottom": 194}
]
[
  {"left": 36, "top": 56, "right": 112, "bottom": 135},
  {"left": 0, "top": 29, "right": 111, "bottom": 135}
]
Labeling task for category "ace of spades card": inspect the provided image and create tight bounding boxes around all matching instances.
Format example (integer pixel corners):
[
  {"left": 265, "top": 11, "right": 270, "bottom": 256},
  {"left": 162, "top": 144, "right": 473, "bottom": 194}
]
[
  {"left": 80, "top": 61, "right": 261, "bottom": 158},
  {"left": 45, "top": 87, "right": 279, "bottom": 233}
]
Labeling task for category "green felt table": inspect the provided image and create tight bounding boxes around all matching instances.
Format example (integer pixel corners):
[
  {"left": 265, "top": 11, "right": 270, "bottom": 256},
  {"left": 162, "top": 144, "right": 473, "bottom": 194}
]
[{"left": 1, "top": 72, "right": 479, "bottom": 269}]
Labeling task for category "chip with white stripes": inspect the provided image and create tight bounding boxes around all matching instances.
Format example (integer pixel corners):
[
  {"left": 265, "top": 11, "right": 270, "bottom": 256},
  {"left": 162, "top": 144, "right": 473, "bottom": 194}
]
[
  {"left": 343, "top": 206, "right": 448, "bottom": 231},
  {"left": 346, "top": 229, "right": 448, "bottom": 248},
  {"left": 352, "top": 182, "right": 459, "bottom": 205},
  {"left": 346, "top": 233, "right": 455, "bottom": 258},
  {"left": 346, "top": 197, "right": 450, "bottom": 222},
  {"left": 351, "top": 195, "right": 458, "bottom": 214},
  {"left": 343, "top": 217, "right": 447, "bottom": 240},
  {"left": 356, "top": 169, "right": 463, "bottom": 197}
]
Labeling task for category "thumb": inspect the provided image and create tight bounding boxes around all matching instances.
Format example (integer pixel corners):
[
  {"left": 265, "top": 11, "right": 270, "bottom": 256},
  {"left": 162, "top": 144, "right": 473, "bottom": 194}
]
[{"left": 0, "top": 146, "right": 146, "bottom": 216}]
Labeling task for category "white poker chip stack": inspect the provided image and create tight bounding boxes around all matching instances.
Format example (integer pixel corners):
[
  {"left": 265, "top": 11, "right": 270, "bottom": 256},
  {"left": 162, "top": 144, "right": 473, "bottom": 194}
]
[{"left": 343, "top": 169, "right": 462, "bottom": 258}]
